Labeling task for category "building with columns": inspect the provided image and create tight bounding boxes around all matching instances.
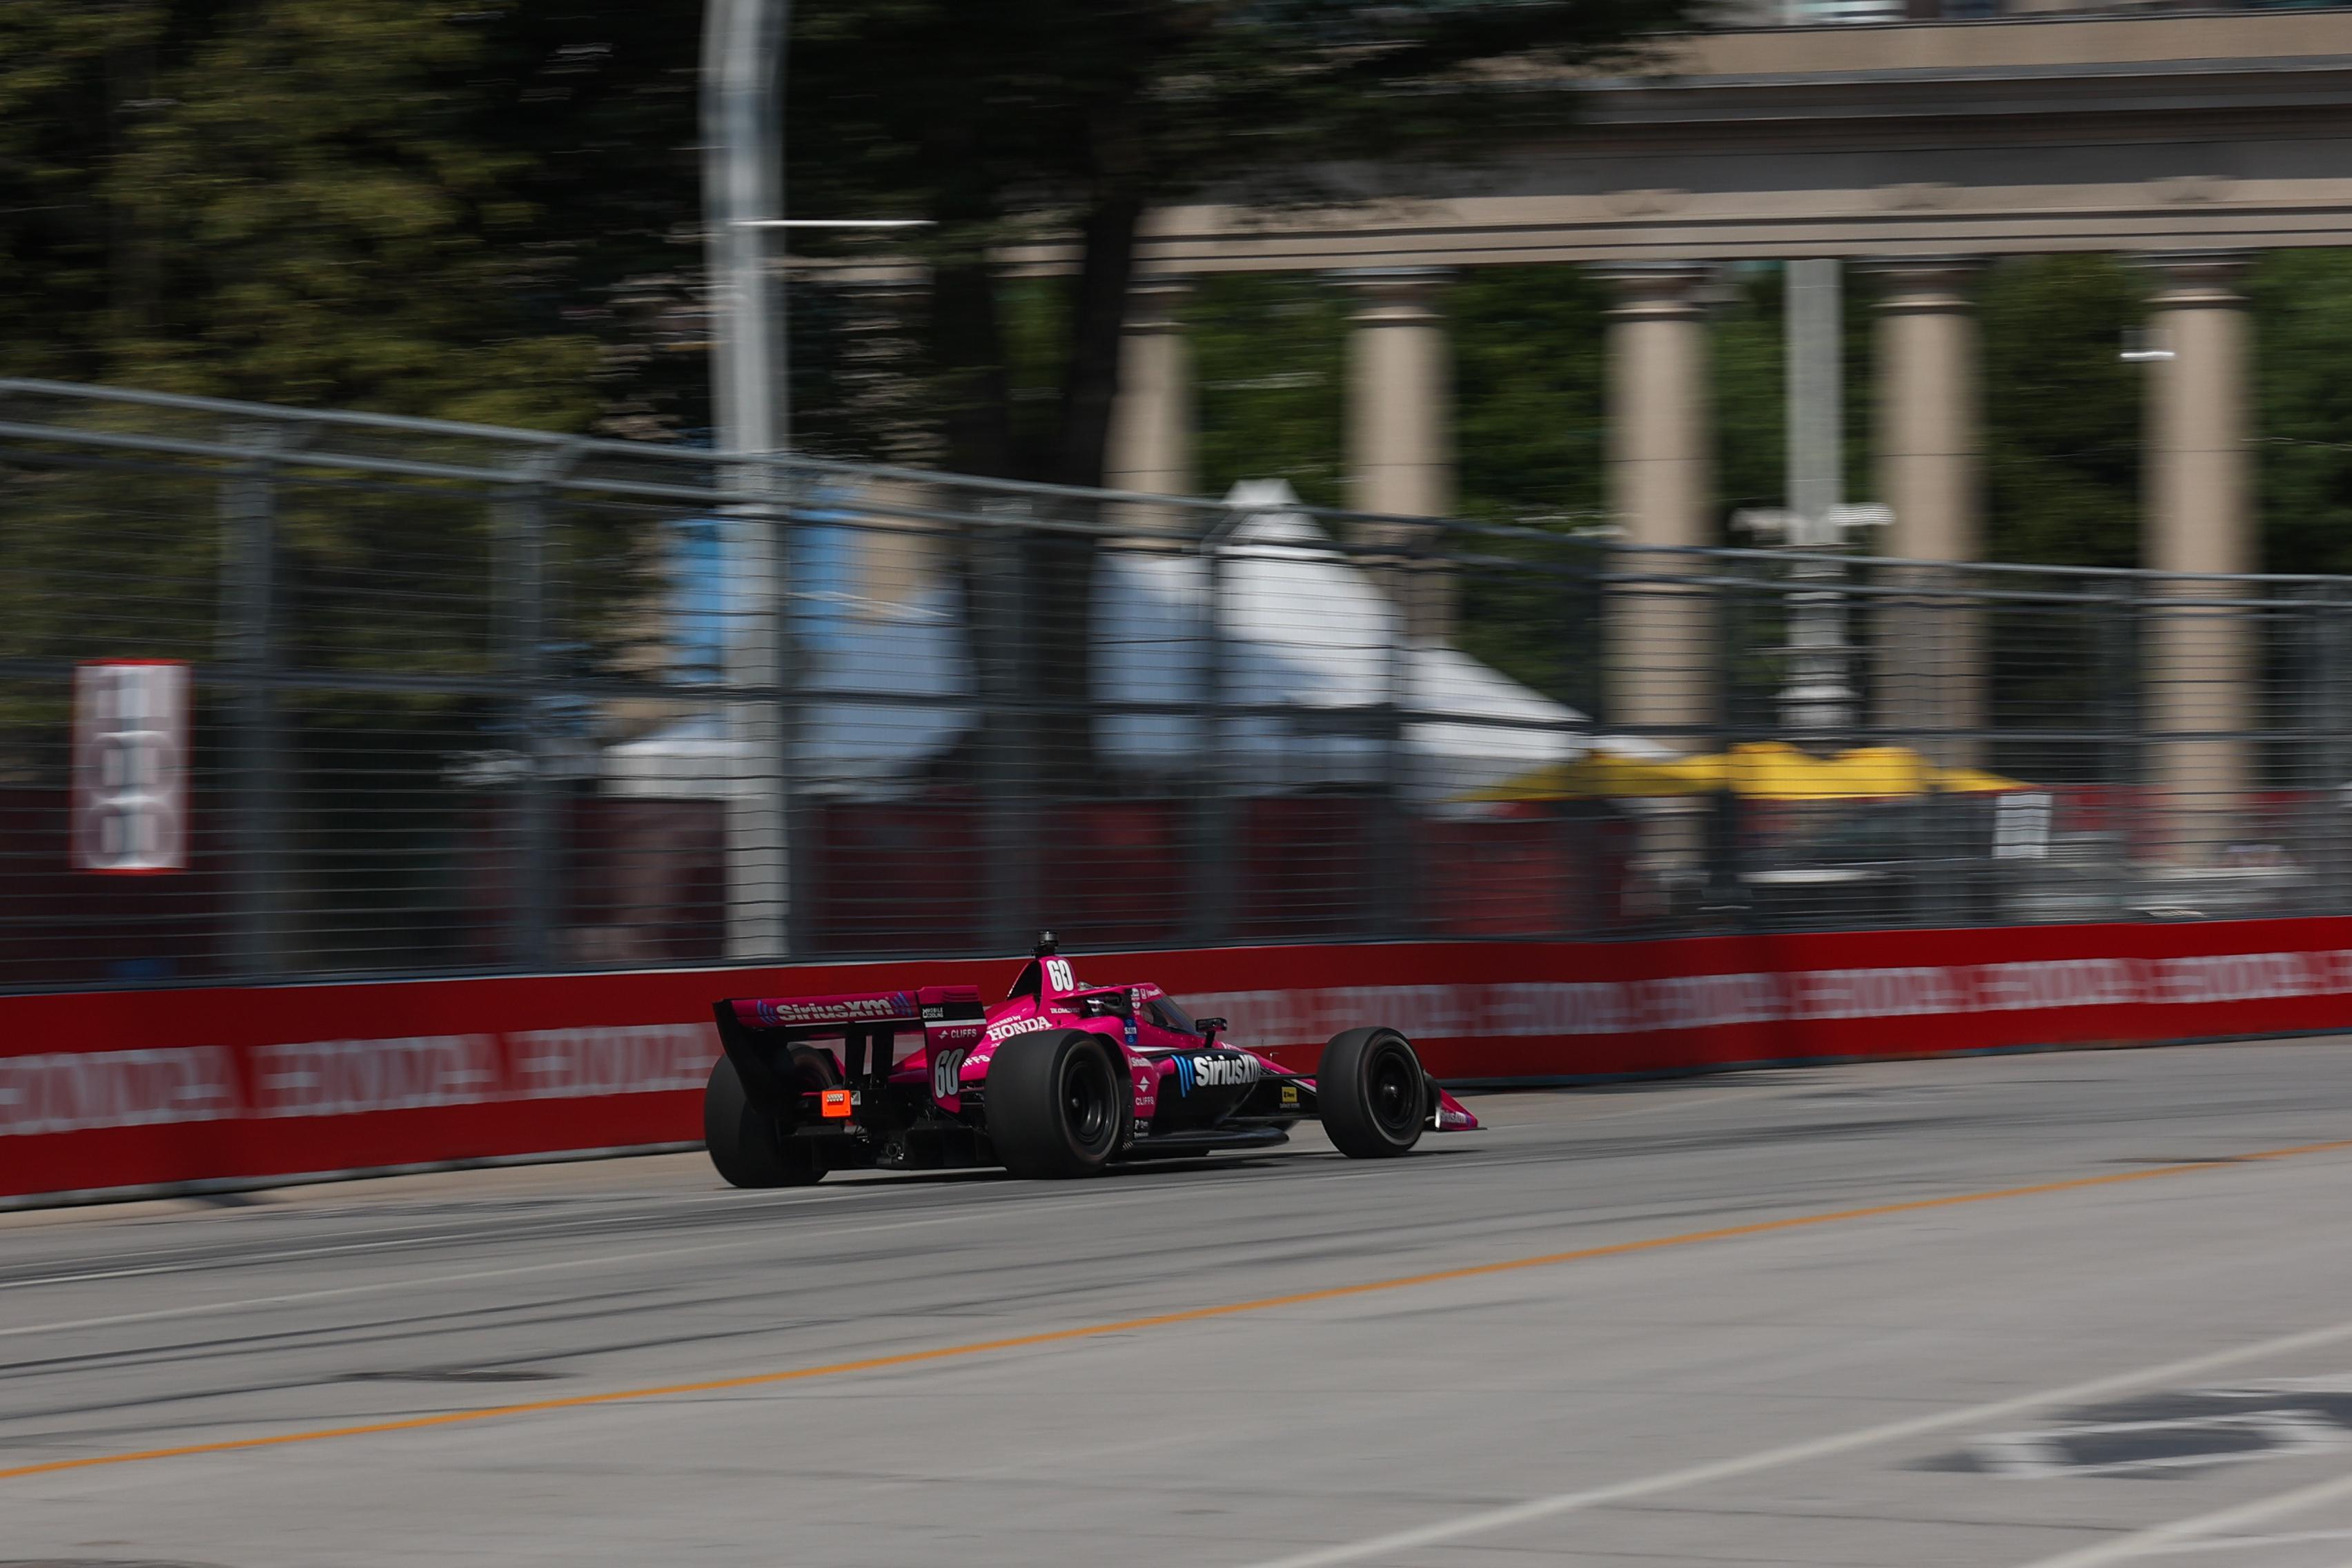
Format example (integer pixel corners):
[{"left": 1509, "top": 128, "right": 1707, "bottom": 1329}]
[{"left": 1087, "top": 6, "right": 2352, "bottom": 860}]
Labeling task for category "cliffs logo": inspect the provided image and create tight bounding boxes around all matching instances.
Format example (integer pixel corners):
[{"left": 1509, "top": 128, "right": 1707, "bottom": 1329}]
[{"left": 1171, "top": 1052, "right": 1258, "bottom": 1097}]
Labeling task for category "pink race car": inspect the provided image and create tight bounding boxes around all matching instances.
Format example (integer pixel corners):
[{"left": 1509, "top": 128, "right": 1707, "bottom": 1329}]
[{"left": 705, "top": 933, "right": 1480, "bottom": 1183}]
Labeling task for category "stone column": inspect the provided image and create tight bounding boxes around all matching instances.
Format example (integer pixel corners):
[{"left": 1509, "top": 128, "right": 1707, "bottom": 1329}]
[
  {"left": 1600, "top": 262, "right": 1715, "bottom": 743},
  {"left": 1870, "top": 258, "right": 1985, "bottom": 765},
  {"left": 1104, "top": 278, "right": 1194, "bottom": 498},
  {"left": 1340, "top": 268, "right": 1454, "bottom": 642},
  {"left": 2143, "top": 252, "right": 2255, "bottom": 865}
]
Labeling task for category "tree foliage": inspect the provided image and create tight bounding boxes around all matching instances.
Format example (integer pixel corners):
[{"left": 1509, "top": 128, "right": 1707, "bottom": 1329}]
[
  {"left": 1977, "top": 254, "right": 2143, "bottom": 570},
  {"left": 1190, "top": 273, "right": 1351, "bottom": 508},
  {"left": 1451, "top": 265, "right": 1610, "bottom": 526},
  {"left": 0, "top": 0, "right": 700, "bottom": 429},
  {"left": 12, "top": 3, "right": 2352, "bottom": 583},
  {"left": 789, "top": 0, "right": 1702, "bottom": 484},
  {"left": 2251, "top": 248, "right": 2352, "bottom": 578}
]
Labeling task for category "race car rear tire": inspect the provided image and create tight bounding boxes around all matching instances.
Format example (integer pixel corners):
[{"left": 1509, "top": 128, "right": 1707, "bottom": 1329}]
[
  {"left": 988, "top": 1029, "right": 1127, "bottom": 1179},
  {"left": 1317, "top": 1028, "right": 1426, "bottom": 1159},
  {"left": 704, "top": 1051, "right": 829, "bottom": 1188}
]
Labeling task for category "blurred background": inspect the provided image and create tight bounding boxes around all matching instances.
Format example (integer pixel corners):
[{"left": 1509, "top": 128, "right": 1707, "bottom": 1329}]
[{"left": 10, "top": 0, "right": 2352, "bottom": 989}]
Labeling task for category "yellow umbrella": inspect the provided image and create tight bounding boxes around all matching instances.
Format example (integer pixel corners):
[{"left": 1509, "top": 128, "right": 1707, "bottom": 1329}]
[
  {"left": 1930, "top": 764, "right": 2027, "bottom": 795},
  {"left": 1464, "top": 749, "right": 1727, "bottom": 802},
  {"left": 1462, "top": 741, "right": 2023, "bottom": 803},
  {"left": 1728, "top": 743, "right": 1926, "bottom": 801}
]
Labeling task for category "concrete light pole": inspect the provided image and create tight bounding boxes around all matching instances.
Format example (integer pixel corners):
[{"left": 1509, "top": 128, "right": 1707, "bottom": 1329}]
[
  {"left": 699, "top": 0, "right": 932, "bottom": 959},
  {"left": 1741, "top": 259, "right": 1886, "bottom": 742},
  {"left": 1787, "top": 258, "right": 1842, "bottom": 537},
  {"left": 704, "top": 0, "right": 790, "bottom": 464},
  {"left": 702, "top": 0, "right": 792, "bottom": 959}
]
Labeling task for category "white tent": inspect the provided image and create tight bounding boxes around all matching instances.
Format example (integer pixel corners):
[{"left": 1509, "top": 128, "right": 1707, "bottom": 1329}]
[
  {"left": 604, "top": 572, "right": 969, "bottom": 799},
  {"left": 606, "top": 482, "right": 1594, "bottom": 803},
  {"left": 1093, "top": 480, "right": 1587, "bottom": 805}
]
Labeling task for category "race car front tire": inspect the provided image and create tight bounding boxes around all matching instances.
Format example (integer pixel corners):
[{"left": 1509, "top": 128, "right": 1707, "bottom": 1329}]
[
  {"left": 704, "top": 1051, "right": 828, "bottom": 1188},
  {"left": 987, "top": 1029, "right": 1127, "bottom": 1179},
  {"left": 1317, "top": 1028, "right": 1426, "bottom": 1159}
]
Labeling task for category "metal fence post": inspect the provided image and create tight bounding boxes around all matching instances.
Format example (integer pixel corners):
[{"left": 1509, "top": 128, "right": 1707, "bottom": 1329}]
[
  {"left": 496, "top": 447, "right": 574, "bottom": 970},
  {"left": 779, "top": 478, "right": 814, "bottom": 961},
  {"left": 1190, "top": 511, "right": 1235, "bottom": 947},
  {"left": 1708, "top": 562, "right": 1747, "bottom": 932},
  {"left": 2101, "top": 575, "right": 2143, "bottom": 919},
  {"left": 218, "top": 424, "right": 289, "bottom": 979},
  {"left": 1913, "top": 560, "right": 1962, "bottom": 931},
  {"left": 974, "top": 499, "right": 1032, "bottom": 952},
  {"left": 722, "top": 464, "right": 790, "bottom": 961},
  {"left": 2333, "top": 581, "right": 2352, "bottom": 916},
  {"left": 1558, "top": 552, "right": 1596, "bottom": 939},
  {"left": 2306, "top": 581, "right": 2352, "bottom": 914},
  {"left": 1378, "top": 549, "right": 1415, "bottom": 940}
]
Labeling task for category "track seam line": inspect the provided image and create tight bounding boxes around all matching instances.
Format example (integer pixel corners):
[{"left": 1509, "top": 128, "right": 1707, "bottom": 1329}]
[
  {"left": 0, "top": 1164, "right": 1367, "bottom": 1343},
  {"left": 5, "top": 1135, "right": 2349, "bottom": 1484}
]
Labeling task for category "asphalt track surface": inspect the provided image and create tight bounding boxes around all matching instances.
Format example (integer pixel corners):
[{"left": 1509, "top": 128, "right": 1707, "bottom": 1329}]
[{"left": 16, "top": 1043, "right": 2352, "bottom": 1565}]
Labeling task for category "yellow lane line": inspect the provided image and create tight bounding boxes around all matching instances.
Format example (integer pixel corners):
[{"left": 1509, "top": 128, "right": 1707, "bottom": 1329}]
[{"left": 7, "top": 1136, "right": 2349, "bottom": 1484}]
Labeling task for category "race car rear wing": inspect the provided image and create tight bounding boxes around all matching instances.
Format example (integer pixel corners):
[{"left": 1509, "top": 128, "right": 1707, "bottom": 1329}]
[{"left": 712, "top": 984, "right": 985, "bottom": 1115}]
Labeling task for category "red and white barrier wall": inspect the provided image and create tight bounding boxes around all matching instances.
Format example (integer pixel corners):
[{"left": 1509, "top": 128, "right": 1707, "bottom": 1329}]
[{"left": 8, "top": 918, "right": 2352, "bottom": 1205}]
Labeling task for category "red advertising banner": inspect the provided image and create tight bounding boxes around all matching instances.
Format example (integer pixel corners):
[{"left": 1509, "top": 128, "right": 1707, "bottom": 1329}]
[{"left": 6, "top": 918, "right": 2352, "bottom": 1204}]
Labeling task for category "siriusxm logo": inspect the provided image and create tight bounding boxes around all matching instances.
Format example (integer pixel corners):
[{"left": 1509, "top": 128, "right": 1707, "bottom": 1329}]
[
  {"left": 1171, "top": 1052, "right": 1258, "bottom": 1097},
  {"left": 757, "top": 994, "right": 910, "bottom": 1027}
]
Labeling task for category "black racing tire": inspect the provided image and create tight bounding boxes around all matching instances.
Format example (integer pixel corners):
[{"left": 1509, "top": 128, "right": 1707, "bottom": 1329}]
[
  {"left": 703, "top": 1050, "right": 831, "bottom": 1188},
  {"left": 987, "top": 1028, "right": 1128, "bottom": 1179},
  {"left": 1317, "top": 1028, "right": 1427, "bottom": 1159}
]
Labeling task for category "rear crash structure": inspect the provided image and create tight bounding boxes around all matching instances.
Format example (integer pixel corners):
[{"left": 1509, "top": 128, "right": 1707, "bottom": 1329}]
[{"left": 706, "top": 934, "right": 1479, "bottom": 1183}]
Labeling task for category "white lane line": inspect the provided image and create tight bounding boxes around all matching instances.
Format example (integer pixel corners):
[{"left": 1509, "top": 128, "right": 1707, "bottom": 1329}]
[
  {"left": 2013, "top": 1470, "right": 2352, "bottom": 1567},
  {"left": 1235, "top": 1316, "right": 2352, "bottom": 1568},
  {"left": 2142, "top": 1529, "right": 2352, "bottom": 1556}
]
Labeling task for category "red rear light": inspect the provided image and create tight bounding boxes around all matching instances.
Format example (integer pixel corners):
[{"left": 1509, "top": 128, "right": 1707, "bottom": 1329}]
[{"left": 820, "top": 1089, "right": 852, "bottom": 1119}]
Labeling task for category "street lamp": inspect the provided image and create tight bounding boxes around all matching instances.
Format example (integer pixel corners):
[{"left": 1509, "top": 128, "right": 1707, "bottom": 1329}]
[
  {"left": 700, "top": 0, "right": 933, "bottom": 462},
  {"left": 1736, "top": 503, "right": 1892, "bottom": 739},
  {"left": 700, "top": 0, "right": 938, "bottom": 959},
  {"left": 700, "top": 0, "right": 792, "bottom": 959}
]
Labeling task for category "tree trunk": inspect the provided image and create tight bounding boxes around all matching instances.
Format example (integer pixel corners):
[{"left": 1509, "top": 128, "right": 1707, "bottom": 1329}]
[
  {"left": 932, "top": 256, "right": 1015, "bottom": 482},
  {"left": 1026, "top": 187, "right": 1146, "bottom": 799},
  {"left": 928, "top": 130, "right": 1153, "bottom": 823},
  {"left": 1052, "top": 188, "right": 1144, "bottom": 490}
]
